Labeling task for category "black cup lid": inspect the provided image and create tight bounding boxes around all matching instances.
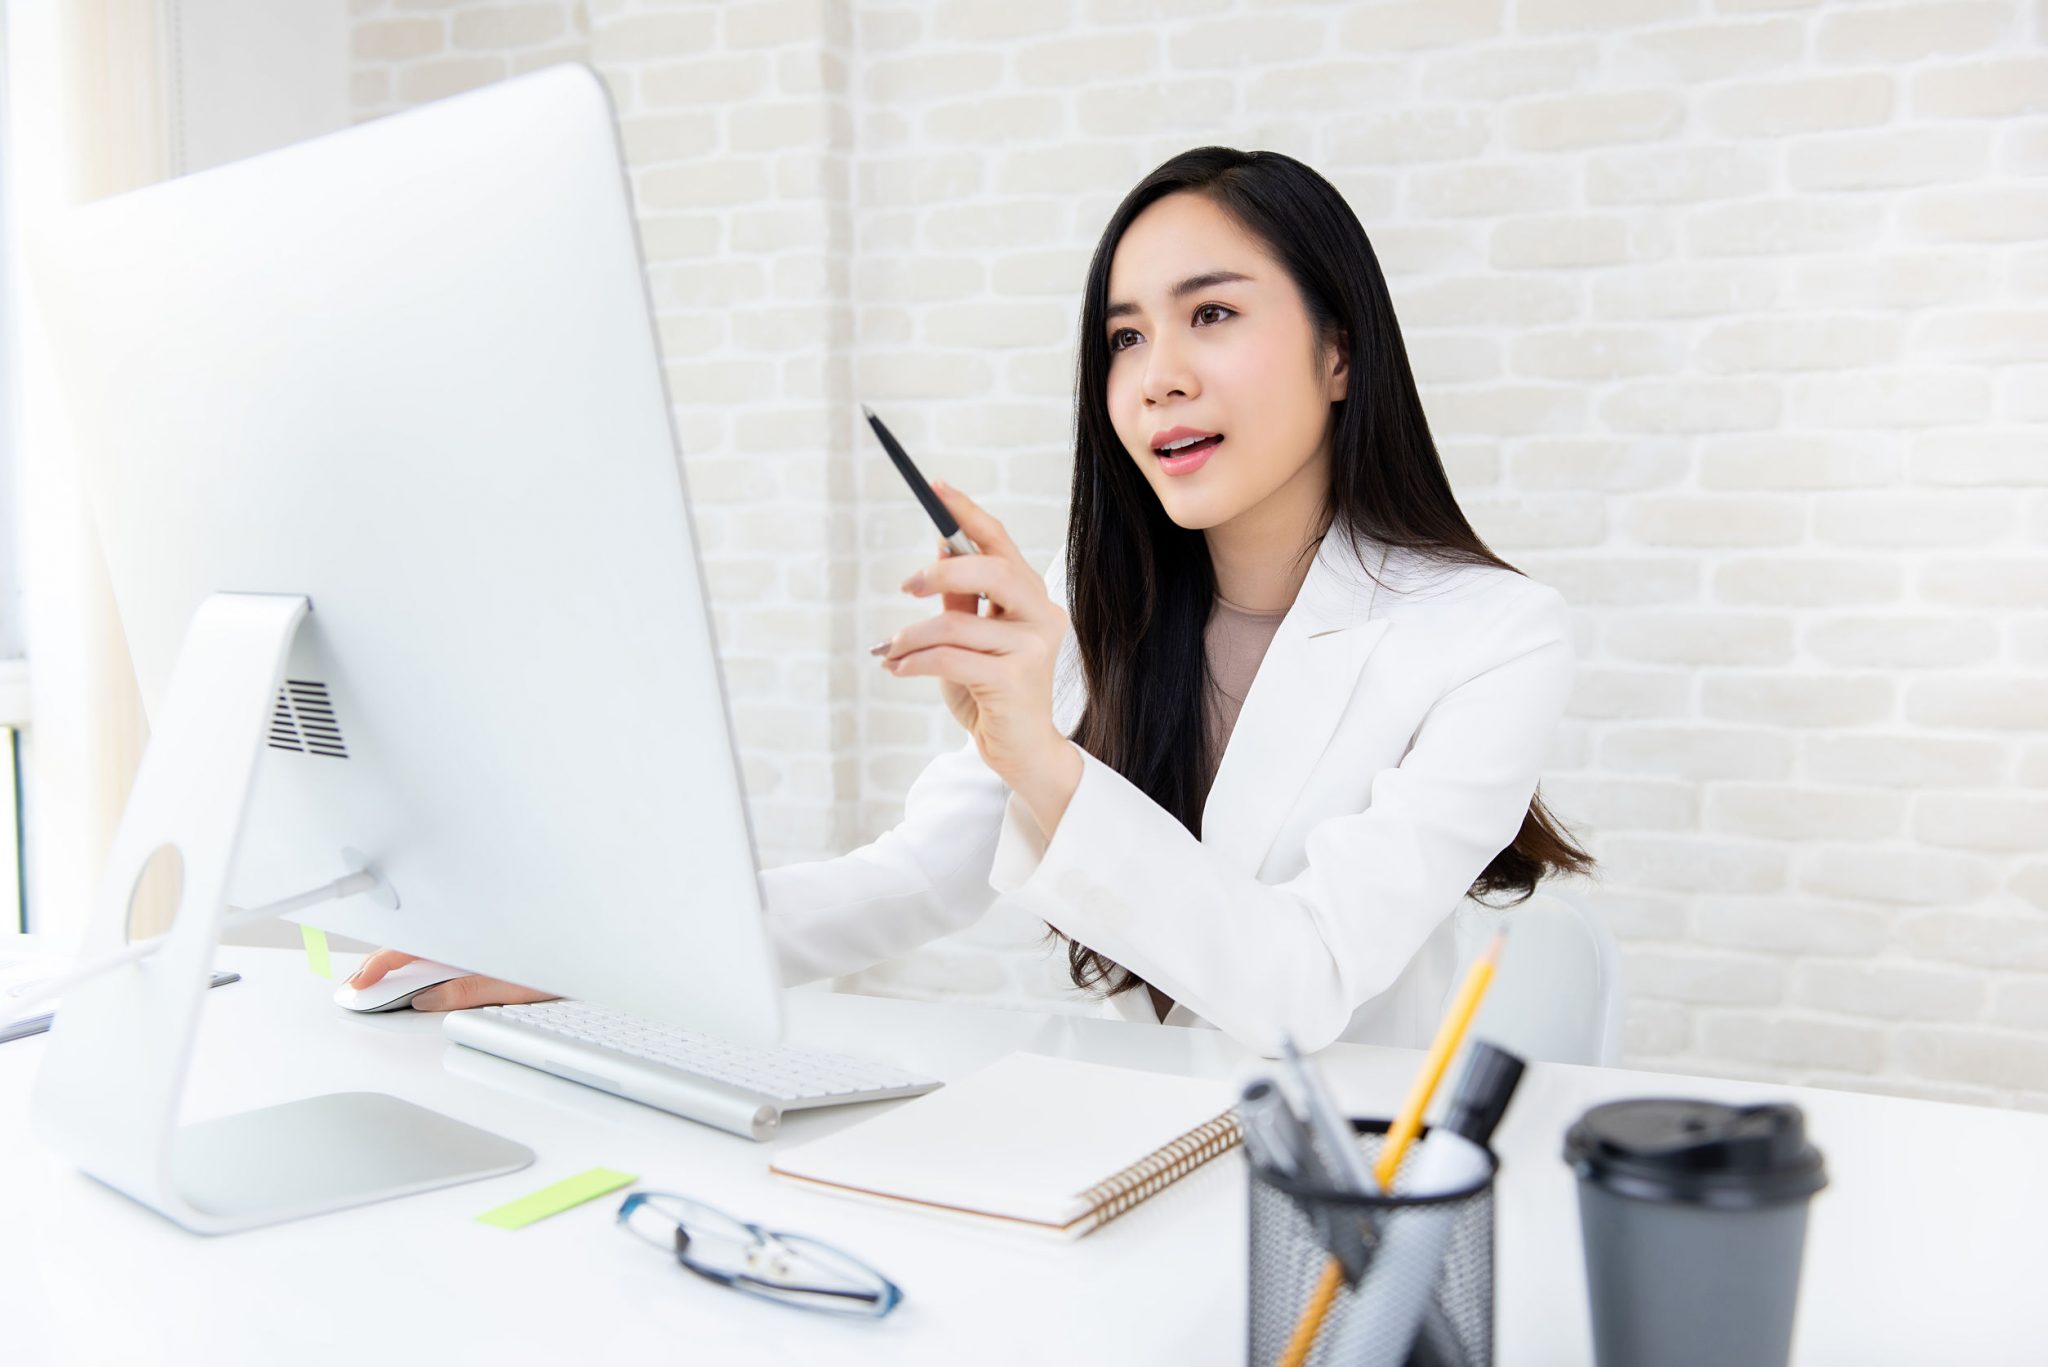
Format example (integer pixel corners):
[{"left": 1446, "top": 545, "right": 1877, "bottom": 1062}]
[{"left": 1563, "top": 1098, "right": 1827, "bottom": 1210}]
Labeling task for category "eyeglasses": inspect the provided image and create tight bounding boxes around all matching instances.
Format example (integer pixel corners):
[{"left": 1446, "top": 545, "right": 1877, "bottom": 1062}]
[{"left": 616, "top": 1191, "right": 904, "bottom": 1320}]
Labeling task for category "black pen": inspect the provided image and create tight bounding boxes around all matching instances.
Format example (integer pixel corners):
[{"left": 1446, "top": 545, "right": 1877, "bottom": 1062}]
[{"left": 862, "top": 403, "right": 980, "bottom": 558}]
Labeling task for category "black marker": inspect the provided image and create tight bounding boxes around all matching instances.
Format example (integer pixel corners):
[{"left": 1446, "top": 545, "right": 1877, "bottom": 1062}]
[{"left": 862, "top": 403, "right": 979, "bottom": 557}]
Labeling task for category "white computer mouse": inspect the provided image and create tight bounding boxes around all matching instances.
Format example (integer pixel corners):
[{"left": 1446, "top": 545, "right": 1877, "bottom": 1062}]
[{"left": 332, "top": 959, "right": 470, "bottom": 1013}]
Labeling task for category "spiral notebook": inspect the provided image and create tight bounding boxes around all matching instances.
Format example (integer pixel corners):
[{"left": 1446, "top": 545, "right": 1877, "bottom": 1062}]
[{"left": 768, "top": 1051, "right": 1242, "bottom": 1238}]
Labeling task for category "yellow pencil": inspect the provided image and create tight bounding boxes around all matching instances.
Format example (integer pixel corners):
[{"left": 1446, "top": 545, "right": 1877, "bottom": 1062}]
[
  {"left": 1375, "top": 931, "right": 1506, "bottom": 1191},
  {"left": 1275, "top": 1262, "right": 1344, "bottom": 1367},
  {"left": 1272, "top": 930, "right": 1508, "bottom": 1367}
]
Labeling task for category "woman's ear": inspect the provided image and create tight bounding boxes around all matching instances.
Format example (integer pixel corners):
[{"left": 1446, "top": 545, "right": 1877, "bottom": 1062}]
[{"left": 1325, "top": 332, "right": 1350, "bottom": 401}]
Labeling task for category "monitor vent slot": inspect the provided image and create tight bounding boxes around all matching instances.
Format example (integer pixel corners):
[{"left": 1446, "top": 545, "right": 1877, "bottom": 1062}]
[{"left": 267, "top": 680, "right": 350, "bottom": 759}]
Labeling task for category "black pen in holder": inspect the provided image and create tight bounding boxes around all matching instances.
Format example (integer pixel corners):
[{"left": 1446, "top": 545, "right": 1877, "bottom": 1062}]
[{"left": 1247, "top": 1120, "right": 1498, "bottom": 1367}]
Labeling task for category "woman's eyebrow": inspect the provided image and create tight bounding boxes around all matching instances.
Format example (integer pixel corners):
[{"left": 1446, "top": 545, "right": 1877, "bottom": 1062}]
[{"left": 1104, "top": 270, "right": 1255, "bottom": 324}]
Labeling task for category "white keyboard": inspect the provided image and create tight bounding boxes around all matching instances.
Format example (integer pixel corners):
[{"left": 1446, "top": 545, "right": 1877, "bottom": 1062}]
[{"left": 442, "top": 999, "right": 942, "bottom": 1141}]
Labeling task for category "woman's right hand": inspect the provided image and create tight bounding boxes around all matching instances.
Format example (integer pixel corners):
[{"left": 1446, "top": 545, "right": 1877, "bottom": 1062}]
[{"left": 346, "top": 948, "right": 558, "bottom": 1013}]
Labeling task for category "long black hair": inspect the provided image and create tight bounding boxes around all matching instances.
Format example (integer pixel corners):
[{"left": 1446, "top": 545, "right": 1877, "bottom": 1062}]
[{"left": 1057, "top": 146, "right": 1593, "bottom": 999}]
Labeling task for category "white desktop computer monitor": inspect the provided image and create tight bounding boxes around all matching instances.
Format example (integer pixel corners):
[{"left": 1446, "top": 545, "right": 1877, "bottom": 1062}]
[{"left": 29, "top": 65, "right": 789, "bottom": 1231}]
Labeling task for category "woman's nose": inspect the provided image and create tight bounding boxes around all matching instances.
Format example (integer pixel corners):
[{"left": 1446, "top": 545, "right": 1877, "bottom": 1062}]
[{"left": 1140, "top": 335, "right": 1198, "bottom": 404}]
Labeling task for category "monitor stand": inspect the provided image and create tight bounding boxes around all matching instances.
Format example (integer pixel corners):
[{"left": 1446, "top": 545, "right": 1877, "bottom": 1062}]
[{"left": 31, "top": 592, "right": 533, "bottom": 1234}]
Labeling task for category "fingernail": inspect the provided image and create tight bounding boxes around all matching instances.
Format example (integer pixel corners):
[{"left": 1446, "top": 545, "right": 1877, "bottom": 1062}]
[
  {"left": 868, "top": 640, "right": 892, "bottom": 656},
  {"left": 409, "top": 992, "right": 438, "bottom": 1012},
  {"left": 344, "top": 965, "right": 366, "bottom": 985},
  {"left": 901, "top": 571, "right": 925, "bottom": 593},
  {"left": 933, "top": 480, "right": 952, "bottom": 492}
]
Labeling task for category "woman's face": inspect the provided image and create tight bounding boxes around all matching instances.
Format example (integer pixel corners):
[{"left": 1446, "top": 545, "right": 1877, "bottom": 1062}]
[{"left": 1102, "top": 191, "right": 1348, "bottom": 538}]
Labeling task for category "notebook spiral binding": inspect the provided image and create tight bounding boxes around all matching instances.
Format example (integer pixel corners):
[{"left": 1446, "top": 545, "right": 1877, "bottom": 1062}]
[{"left": 1077, "top": 1110, "right": 1244, "bottom": 1232}]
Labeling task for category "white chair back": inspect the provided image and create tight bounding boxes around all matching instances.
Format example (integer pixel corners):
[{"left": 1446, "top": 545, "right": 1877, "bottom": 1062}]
[{"left": 1450, "top": 889, "right": 1624, "bottom": 1067}]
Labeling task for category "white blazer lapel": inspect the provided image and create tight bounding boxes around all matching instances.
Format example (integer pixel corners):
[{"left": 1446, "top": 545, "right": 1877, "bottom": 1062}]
[{"left": 1199, "top": 535, "right": 1392, "bottom": 876}]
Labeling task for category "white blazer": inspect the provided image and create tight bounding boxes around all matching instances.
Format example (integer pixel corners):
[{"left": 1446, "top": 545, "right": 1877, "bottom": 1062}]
[{"left": 760, "top": 530, "right": 1576, "bottom": 1054}]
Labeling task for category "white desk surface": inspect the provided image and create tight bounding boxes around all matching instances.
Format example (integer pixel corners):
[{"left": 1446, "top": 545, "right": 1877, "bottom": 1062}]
[{"left": 3, "top": 946, "right": 2044, "bottom": 1366}]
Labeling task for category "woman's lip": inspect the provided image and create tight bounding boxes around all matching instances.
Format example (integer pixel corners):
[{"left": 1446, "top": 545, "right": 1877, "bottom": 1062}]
[{"left": 1158, "top": 436, "right": 1221, "bottom": 476}]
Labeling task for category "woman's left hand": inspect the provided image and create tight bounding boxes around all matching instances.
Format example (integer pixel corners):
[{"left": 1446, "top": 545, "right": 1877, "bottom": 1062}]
[{"left": 876, "top": 482, "right": 1077, "bottom": 795}]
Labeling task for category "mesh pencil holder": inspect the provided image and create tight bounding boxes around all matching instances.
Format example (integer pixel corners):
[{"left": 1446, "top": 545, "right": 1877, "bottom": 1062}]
[{"left": 1247, "top": 1119, "right": 1497, "bottom": 1367}]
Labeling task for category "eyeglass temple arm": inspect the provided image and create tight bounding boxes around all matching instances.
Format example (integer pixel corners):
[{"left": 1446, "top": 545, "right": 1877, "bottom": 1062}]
[{"left": 729, "top": 1272, "right": 883, "bottom": 1304}]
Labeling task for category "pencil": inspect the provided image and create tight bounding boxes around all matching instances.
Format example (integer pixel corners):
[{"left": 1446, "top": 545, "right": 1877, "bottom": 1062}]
[
  {"left": 1275, "top": 1262, "right": 1344, "bottom": 1367},
  {"left": 1272, "top": 930, "right": 1508, "bottom": 1367},
  {"left": 1375, "top": 931, "right": 1506, "bottom": 1191}
]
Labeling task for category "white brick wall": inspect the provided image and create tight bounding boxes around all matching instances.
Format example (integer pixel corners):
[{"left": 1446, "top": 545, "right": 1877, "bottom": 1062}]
[{"left": 351, "top": 0, "right": 2048, "bottom": 1111}]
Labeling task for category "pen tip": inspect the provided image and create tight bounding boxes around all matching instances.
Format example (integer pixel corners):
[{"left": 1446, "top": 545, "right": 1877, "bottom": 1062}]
[{"left": 860, "top": 402, "right": 876, "bottom": 421}]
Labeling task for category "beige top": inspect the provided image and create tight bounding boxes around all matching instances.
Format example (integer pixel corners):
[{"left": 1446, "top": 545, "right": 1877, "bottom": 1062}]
[
  {"left": 1200, "top": 593, "right": 1289, "bottom": 800},
  {"left": 1145, "top": 593, "right": 1289, "bottom": 1023}
]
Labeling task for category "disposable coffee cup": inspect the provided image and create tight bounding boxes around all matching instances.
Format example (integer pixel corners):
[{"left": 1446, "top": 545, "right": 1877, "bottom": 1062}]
[{"left": 1563, "top": 1098, "right": 1827, "bottom": 1367}]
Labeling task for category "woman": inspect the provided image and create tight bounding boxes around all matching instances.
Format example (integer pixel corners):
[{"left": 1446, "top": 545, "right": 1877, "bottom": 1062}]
[{"left": 354, "top": 146, "right": 1592, "bottom": 1051}]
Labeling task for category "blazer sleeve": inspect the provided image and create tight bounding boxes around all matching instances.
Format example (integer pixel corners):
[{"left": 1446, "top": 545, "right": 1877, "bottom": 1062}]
[
  {"left": 986, "top": 581, "right": 1576, "bottom": 1055},
  {"left": 754, "top": 552, "right": 1076, "bottom": 986},
  {"left": 757, "top": 736, "right": 1011, "bottom": 985}
]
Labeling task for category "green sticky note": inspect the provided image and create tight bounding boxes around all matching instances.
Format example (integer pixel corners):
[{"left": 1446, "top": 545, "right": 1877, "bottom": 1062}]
[
  {"left": 300, "top": 925, "right": 332, "bottom": 979},
  {"left": 477, "top": 1168, "right": 638, "bottom": 1230}
]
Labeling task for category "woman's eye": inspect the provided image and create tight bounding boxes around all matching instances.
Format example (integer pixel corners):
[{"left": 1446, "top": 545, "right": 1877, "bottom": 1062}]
[{"left": 1109, "top": 306, "right": 1229, "bottom": 352}]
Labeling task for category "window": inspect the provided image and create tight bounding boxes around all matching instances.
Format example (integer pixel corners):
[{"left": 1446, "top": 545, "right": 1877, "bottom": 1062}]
[
  {"left": 0, "top": 728, "right": 19, "bottom": 932},
  {"left": 0, "top": 5, "right": 30, "bottom": 934}
]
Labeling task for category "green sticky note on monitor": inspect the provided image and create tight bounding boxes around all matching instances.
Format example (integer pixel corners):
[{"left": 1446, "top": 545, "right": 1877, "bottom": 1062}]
[
  {"left": 300, "top": 925, "right": 332, "bottom": 979},
  {"left": 477, "top": 1168, "right": 639, "bottom": 1230}
]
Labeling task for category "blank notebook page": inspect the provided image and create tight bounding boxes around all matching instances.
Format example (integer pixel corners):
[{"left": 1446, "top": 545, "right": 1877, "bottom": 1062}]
[{"left": 768, "top": 1051, "right": 1238, "bottom": 1235}]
